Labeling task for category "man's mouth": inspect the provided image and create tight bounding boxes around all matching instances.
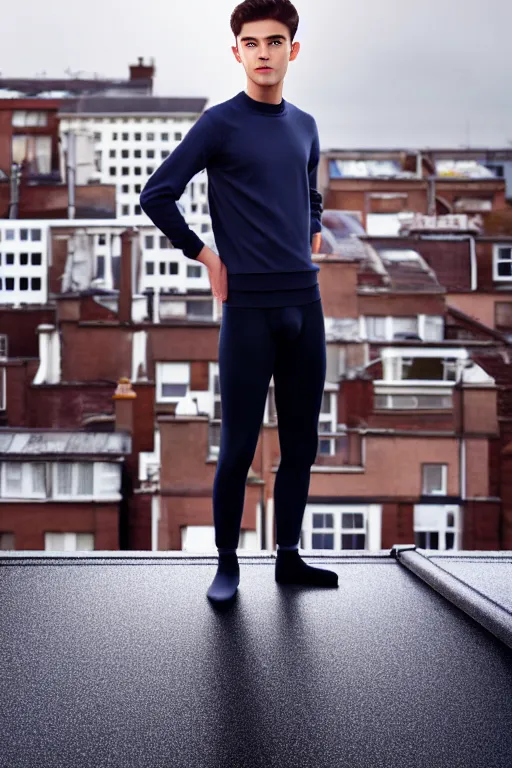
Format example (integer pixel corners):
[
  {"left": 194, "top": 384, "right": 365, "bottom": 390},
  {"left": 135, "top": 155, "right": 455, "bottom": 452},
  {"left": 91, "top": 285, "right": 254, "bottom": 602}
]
[{"left": 256, "top": 67, "right": 273, "bottom": 71}]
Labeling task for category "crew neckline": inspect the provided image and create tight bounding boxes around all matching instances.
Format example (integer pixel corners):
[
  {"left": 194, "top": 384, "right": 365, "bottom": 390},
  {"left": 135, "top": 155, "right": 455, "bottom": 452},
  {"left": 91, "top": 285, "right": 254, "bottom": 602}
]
[{"left": 237, "top": 90, "right": 287, "bottom": 116}]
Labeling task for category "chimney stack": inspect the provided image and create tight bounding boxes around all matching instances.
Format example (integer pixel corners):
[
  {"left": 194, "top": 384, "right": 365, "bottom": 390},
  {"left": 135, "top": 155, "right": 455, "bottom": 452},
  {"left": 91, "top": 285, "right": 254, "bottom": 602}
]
[
  {"left": 113, "top": 378, "right": 137, "bottom": 434},
  {"left": 119, "top": 228, "right": 140, "bottom": 323},
  {"left": 129, "top": 57, "right": 156, "bottom": 92}
]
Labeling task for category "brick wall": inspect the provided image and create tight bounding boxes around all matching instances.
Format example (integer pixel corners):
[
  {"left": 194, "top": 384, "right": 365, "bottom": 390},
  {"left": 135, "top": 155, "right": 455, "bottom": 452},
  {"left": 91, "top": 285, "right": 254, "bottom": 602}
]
[{"left": 0, "top": 501, "right": 119, "bottom": 550}]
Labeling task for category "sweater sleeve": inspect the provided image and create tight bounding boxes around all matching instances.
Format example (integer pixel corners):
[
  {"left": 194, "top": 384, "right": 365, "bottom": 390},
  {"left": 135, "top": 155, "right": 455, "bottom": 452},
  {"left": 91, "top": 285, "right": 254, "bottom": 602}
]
[
  {"left": 139, "top": 110, "right": 218, "bottom": 260},
  {"left": 308, "top": 119, "right": 323, "bottom": 243}
]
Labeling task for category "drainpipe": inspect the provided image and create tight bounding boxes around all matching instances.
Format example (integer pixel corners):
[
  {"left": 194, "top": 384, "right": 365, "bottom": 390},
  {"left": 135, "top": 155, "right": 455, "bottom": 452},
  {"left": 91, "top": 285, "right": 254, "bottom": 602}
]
[
  {"left": 9, "top": 162, "right": 21, "bottom": 219},
  {"left": 468, "top": 234, "right": 477, "bottom": 291},
  {"left": 67, "top": 131, "right": 76, "bottom": 220}
]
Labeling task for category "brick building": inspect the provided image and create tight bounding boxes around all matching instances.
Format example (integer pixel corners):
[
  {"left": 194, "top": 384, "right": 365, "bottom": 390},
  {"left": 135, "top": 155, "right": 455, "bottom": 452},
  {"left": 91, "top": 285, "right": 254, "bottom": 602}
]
[{"left": 2, "top": 216, "right": 512, "bottom": 553}]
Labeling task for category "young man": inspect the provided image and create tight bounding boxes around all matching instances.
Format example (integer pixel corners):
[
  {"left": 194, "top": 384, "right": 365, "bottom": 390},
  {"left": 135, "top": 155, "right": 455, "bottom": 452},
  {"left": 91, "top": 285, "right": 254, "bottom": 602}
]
[{"left": 140, "top": 0, "right": 339, "bottom": 604}]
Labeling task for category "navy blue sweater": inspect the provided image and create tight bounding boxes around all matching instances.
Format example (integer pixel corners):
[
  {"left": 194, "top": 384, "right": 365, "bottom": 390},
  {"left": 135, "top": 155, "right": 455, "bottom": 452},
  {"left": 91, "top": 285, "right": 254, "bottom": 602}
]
[{"left": 139, "top": 90, "right": 323, "bottom": 307}]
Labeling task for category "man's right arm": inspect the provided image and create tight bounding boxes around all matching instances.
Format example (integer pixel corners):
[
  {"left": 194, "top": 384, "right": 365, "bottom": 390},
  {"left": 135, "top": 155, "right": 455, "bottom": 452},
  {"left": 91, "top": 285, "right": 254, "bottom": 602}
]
[{"left": 139, "top": 111, "right": 217, "bottom": 261}]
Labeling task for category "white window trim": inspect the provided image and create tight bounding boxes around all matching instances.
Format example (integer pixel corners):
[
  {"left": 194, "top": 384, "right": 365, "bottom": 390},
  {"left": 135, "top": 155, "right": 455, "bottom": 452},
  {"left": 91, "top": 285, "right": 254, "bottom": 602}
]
[
  {"left": 414, "top": 503, "right": 459, "bottom": 550},
  {"left": 52, "top": 462, "right": 95, "bottom": 500},
  {"left": 422, "top": 464, "right": 448, "bottom": 496},
  {"left": 301, "top": 505, "right": 380, "bottom": 551},
  {"left": 156, "top": 362, "right": 190, "bottom": 403},
  {"left": 0, "top": 367, "right": 5, "bottom": 410},
  {"left": 493, "top": 243, "right": 512, "bottom": 282},
  {"left": 0, "top": 462, "right": 47, "bottom": 499},
  {"left": 363, "top": 315, "right": 444, "bottom": 342}
]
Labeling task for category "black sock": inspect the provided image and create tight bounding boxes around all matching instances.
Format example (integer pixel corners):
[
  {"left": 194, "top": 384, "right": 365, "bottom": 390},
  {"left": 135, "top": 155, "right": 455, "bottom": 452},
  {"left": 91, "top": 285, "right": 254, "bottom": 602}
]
[
  {"left": 207, "top": 552, "right": 240, "bottom": 603},
  {"left": 275, "top": 549, "right": 338, "bottom": 587}
]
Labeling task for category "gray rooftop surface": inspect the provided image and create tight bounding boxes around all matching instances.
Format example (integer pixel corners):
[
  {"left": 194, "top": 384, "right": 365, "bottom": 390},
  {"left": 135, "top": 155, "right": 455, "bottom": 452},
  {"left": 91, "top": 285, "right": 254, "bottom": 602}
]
[{"left": 1, "top": 547, "right": 511, "bottom": 767}]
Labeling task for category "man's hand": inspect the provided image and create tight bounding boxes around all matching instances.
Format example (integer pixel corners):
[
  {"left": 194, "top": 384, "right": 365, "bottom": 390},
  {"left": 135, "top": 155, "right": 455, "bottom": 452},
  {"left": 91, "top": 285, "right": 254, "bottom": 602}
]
[
  {"left": 197, "top": 245, "right": 228, "bottom": 302},
  {"left": 312, "top": 232, "right": 322, "bottom": 255}
]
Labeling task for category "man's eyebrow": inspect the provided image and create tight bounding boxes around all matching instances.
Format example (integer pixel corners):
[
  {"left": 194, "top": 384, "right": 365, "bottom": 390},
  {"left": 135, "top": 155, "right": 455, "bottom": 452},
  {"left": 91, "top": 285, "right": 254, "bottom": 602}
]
[{"left": 239, "top": 34, "right": 287, "bottom": 42}]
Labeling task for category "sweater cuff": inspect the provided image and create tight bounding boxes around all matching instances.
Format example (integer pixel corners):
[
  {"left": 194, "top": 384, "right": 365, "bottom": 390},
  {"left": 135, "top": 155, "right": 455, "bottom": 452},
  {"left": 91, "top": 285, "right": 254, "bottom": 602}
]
[{"left": 182, "top": 231, "right": 206, "bottom": 260}]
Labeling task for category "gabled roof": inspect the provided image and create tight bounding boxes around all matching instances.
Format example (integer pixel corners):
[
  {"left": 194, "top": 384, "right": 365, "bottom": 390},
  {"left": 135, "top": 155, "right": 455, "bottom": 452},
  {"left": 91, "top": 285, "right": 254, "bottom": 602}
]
[{"left": 58, "top": 96, "right": 207, "bottom": 115}]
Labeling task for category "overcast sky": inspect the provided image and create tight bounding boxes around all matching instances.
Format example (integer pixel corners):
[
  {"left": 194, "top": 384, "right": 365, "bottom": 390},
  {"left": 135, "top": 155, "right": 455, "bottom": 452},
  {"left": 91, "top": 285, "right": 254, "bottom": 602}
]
[{"left": 2, "top": 0, "right": 511, "bottom": 149}]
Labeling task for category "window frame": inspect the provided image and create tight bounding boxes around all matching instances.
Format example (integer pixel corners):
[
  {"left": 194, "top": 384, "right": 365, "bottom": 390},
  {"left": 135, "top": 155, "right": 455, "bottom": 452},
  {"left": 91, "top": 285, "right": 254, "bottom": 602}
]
[
  {"left": 421, "top": 463, "right": 448, "bottom": 496},
  {"left": 493, "top": 244, "right": 512, "bottom": 281}
]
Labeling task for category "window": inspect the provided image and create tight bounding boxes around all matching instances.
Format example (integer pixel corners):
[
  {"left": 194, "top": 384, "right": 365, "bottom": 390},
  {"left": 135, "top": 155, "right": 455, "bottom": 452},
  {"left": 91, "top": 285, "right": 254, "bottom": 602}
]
[
  {"left": 112, "top": 132, "right": 118, "bottom": 140},
  {"left": 94, "top": 132, "right": 101, "bottom": 142},
  {"left": 45, "top": 533, "right": 94, "bottom": 552},
  {"left": 31, "top": 278, "right": 41, "bottom": 291},
  {"left": 147, "top": 167, "right": 154, "bottom": 175},
  {"left": 109, "top": 167, "right": 117, "bottom": 176},
  {"left": 414, "top": 504, "right": 458, "bottom": 550},
  {"left": 12, "top": 135, "right": 51, "bottom": 174},
  {"left": 12, "top": 110, "right": 48, "bottom": 127},
  {"left": 365, "top": 316, "right": 387, "bottom": 340},
  {"left": 20, "top": 229, "right": 29, "bottom": 241},
  {"left": 161, "top": 150, "right": 169, "bottom": 159},
  {"left": 160, "top": 236, "right": 169, "bottom": 249},
  {"left": 146, "top": 133, "right": 155, "bottom": 141},
  {"left": 134, "top": 168, "right": 141, "bottom": 176},
  {"left": 6, "top": 253, "right": 15, "bottom": 265},
  {"left": 6, "top": 278, "right": 15, "bottom": 291},
  {"left": 392, "top": 317, "right": 418, "bottom": 338},
  {"left": 146, "top": 149, "right": 155, "bottom": 158},
  {"left": 134, "top": 149, "right": 142, "bottom": 158},
  {"left": 122, "top": 149, "right": 129, "bottom": 158},
  {"left": 134, "top": 205, "right": 141, "bottom": 215},
  {"left": 31, "top": 229, "right": 41, "bottom": 241},
  {"left": 122, "top": 184, "right": 129, "bottom": 194},
  {"left": 31, "top": 253, "right": 42, "bottom": 266},
  {"left": 0, "top": 335, "right": 8, "bottom": 359},
  {"left": 145, "top": 235, "right": 154, "bottom": 249},
  {"left": 135, "top": 184, "right": 142, "bottom": 193},
  {"left": 0, "top": 462, "right": 46, "bottom": 499},
  {"left": 109, "top": 149, "right": 116, "bottom": 158},
  {"left": 169, "top": 263, "right": 178, "bottom": 275},
  {"left": 55, "top": 462, "right": 94, "bottom": 497},
  {"left": 157, "top": 362, "right": 190, "bottom": 402},
  {"left": 174, "top": 132, "right": 182, "bottom": 141},
  {"left": 0, "top": 367, "right": 5, "bottom": 409},
  {"left": 304, "top": 507, "right": 368, "bottom": 551},
  {"left": 122, "top": 205, "right": 130, "bottom": 215},
  {"left": 145, "top": 261, "right": 154, "bottom": 276},
  {"left": 122, "top": 167, "right": 129, "bottom": 176},
  {"left": 187, "top": 265, "right": 202, "bottom": 278},
  {"left": 494, "top": 245, "right": 512, "bottom": 280},
  {"left": 422, "top": 464, "right": 447, "bottom": 495},
  {"left": 20, "top": 277, "right": 28, "bottom": 291},
  {"left": 122, "top": 133, "right": 129, "bottom": 140},
  {"left": 159, "top": 262, "right": 166, "bottom": 275},
  {"left": 161, "top": 133, "right": 169, "bottom": 141},
  {"left": 134, "top": 133, "right": 141, "bottom": 141},
  {"left": 374, "top": 391, "right": 453, "bottom": 410},
  {"left": 20, "top": 253, "right": 28, "bottom": 265},
  {"left": 423, "top": 316, "right": 444, "bottom": 341}
]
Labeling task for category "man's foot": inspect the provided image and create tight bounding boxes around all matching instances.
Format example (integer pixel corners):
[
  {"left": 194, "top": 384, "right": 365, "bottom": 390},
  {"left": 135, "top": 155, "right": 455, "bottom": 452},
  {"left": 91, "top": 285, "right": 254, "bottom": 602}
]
[
  {"left": 275, "top": 549, "right": 338, "bottom": 587},
  {"left": 207, "top": 553, "right": 240, "bottom": 603}
]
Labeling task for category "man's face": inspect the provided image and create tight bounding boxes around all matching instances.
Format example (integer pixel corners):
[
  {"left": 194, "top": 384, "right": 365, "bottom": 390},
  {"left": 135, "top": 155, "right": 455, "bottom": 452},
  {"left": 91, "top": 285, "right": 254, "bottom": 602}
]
[{"left": 232, "top": 19, "right": 300, "bottom": 87}]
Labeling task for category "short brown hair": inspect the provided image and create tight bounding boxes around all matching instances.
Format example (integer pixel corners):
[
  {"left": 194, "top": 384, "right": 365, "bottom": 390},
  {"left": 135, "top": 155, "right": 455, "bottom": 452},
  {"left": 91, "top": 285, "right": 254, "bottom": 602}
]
[{"left": 230, "top": 0, "right": 299, "bottom": 43}]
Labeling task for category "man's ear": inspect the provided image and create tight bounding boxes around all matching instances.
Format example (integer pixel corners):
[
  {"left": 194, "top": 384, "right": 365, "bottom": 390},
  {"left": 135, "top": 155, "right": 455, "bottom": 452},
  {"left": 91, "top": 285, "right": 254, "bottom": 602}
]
[
  {"left": 290, "top": 41, "right": 300, "bottom": 61},
  {"left": 232, "top": 45, "right": 242, "bottom": 63}
]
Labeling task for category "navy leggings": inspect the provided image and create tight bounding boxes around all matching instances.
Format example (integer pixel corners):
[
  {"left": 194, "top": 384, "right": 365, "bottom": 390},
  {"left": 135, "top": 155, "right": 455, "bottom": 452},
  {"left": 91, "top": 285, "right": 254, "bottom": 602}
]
[{"left": 213, "top": 298, "right": 326, "bottom": 551}]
